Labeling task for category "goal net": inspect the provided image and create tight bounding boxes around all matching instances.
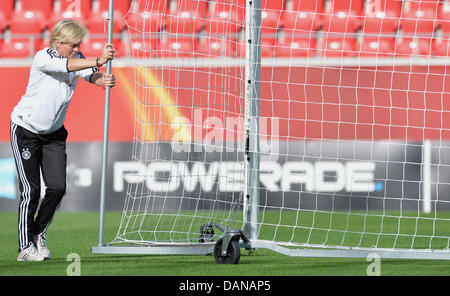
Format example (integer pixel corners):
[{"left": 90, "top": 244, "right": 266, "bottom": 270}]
[{"left": 103, "top": 0, "right": 450, "bottom": 259}]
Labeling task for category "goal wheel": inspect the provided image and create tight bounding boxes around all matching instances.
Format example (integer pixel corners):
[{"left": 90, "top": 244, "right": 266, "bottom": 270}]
[{"left": 214, "top": 238, "right": 240, "bottom": 264}]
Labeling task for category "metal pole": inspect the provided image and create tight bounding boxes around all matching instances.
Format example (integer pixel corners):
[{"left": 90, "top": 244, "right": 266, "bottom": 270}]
[
  {"left": 423, "top": 140, "right": 431, "bottom": 214},
  {"left": 97, "top": 0, "right": 115, "bottom": 247},
  {"left": 243, "top": 0, "right": 261, "bottom": 240}
]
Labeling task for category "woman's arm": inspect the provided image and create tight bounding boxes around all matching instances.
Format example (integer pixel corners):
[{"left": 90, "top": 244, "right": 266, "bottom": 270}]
[
  {"left": 67, "top": 57, "right": 99, "bottom": 72},
  {"left": 67, "top": 43, "right": 115, "bottom": 72}
]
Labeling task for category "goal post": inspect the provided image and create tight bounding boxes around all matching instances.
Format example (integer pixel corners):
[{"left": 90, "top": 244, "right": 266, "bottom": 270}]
[
  {"left": 97, "top": 0, "right": 115, "bottom": 248},
  {"left": 242, "top": 0, "right": 261, "bottom": 241},
  {"left": 93, "top": 0, "right": 450, "bottom": 261}
]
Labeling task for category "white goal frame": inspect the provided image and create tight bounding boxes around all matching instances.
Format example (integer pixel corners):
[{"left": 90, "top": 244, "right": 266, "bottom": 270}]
[{"left": 92, "top": 0, "right": 450, "bottom": 261}]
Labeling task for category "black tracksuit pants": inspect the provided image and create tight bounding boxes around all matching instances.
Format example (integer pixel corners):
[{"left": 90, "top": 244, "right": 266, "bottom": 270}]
[{"left": 10, "top": 122, "right": 67, "bottom": 252}]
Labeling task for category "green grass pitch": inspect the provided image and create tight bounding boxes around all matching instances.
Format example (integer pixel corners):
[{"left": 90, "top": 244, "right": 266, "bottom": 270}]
[{"left": 2, "top": 211, "right": 450, "bottom": 276}]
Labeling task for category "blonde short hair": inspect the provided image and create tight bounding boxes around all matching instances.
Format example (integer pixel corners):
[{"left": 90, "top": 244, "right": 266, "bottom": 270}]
[{"left": 49, "top": 19, "right": 87, "bottom": 49}]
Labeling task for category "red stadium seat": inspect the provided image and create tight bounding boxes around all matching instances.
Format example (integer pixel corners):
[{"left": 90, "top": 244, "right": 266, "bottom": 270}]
[
  {"left": 126, "top": 0, "right": 168, "bottom": 33},
  {"left": 88, "top": 0, "right": 131, "bottom": 33},
  {"left": 261, "top": 10, "right": 282, "bottom": 35},
  {"left": 0, "top": 0, "right": 14, "bottom": 17},
  {"left": 80, "top": 38, "right": 126, "bottom": 57},
  {"left": 11, "top": 0, "right": 52, "bottom": 33},
  {"left": 321, "top": 36, "right": 357, "bottom": 57},
  {"left": 12, "top": 0, "right": 51, "bottom": 33},
  {"left": 126, "top": 11, "right": 167, "bottom": 33},
  {"left": 395, "top": 37, "right": 433, "bottom": 57},
  {"left": 321, "top": 0, "right": 363, "bottom": 33},
  {"left": 331, "top": 0, "right": 364, "bottom": 13},
  {"left": 206, "top": 1, "right": 245, "bottom": 35},
  {"left": 262, "top": 0, "right": 284, "bottom": 9},
  {"left": 322, "top": 14, "right": 361, "bottom": 34},
  {"left": 87, "top": 0, "right": 131, "bottom": 34},
  {"left": 365, "top": 0, "right": 402, "bottom": 17},
  {"left": 0, "top": 0, "right": 14, "bottom": 31},
  {"left": 358, "top": 37, "right": 395, "bottom": 57},
  {"left": 49, "top": 0, "right": 91, "bottom": 30},
  {"left": 1, "top": 38, "right": 34, "bottom": 57},
  {"left": 275, "top": 35, "right": 317, "bottom": 57},
  {"left": 98, "top": 0, "right": 131, "bottom": 16},
  {"left": 362, "top": 0, "right": 401, "bottom": 33},
  {"left": 282, "top": 11, "right": 321, "bottom": 33},
  {"left": 21, "top": 0, "right": 53, "bottom": 18},
  {"left": 262, "top": 0, "right": 286, "bottom": 39},
  {"left": 81, "top": 38, "right": 109, "bottom": 57},
  {"left": 160, "top": 37, "right": 198, "bottom": 57},
  {"left": 128, "top": 38, "right": 160, "bottom": 57},
  {"left": 88, "top": 10, "right": 127, "bottom": 33},
  {"left": 439, "top": 1, "right": 450, "bottom": 36},
  {"left": 282, "top": 0, "right": 323, "bottom": 32},
  {"left": 165, "top": 0, "right": 208, "bottom": 34},
  {"left": 432, "top": 38, "right": 450, "bottom": 56},
  {"left": 400, "top": 0, "right": 439, "bottom": 35},
  {"left": 197, "top": 37, "right": 238, "bottom": 57},
  {"left": 0, "top": 13, "right": 7, "bottom": 32},
  {"left": 9, "top": 11, "right": 47, "bottom": 34},
  {"left": 437, "top": 1, "right": 450, "bottom": 52},
  {"left": 261, "top": 0, "right": 284, "bottom": 36},
  {"left": 432, "top": 37, "right": 450, "bottom": 56}
]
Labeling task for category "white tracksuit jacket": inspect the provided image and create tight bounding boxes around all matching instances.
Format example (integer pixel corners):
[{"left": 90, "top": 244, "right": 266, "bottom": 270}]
[{"left": 11, "top": 48, "right": 98, "bottom": 134}]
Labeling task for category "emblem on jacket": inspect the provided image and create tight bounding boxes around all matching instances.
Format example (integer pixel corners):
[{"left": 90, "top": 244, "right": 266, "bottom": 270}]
[{"left": 22, "top": 148, "right": 31, "bottom": 160}]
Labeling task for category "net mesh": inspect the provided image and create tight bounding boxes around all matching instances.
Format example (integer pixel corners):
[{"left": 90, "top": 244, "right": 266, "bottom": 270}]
[{"left": 110, "top": 0, "right": 450, "bottom": 252}]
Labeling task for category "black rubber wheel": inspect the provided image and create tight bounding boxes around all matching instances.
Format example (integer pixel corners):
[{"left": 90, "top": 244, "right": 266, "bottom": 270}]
[{"left": 214, "top": 238, "right": 240, "bottom": 264}]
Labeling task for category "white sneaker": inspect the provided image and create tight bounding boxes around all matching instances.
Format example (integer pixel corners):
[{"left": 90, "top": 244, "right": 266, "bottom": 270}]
[
  {"left": 17, "top": 243, "right": 45, "bottom": 261},
  {"left": 35, "top": 233, "right": 50, "bottom": 260}
]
